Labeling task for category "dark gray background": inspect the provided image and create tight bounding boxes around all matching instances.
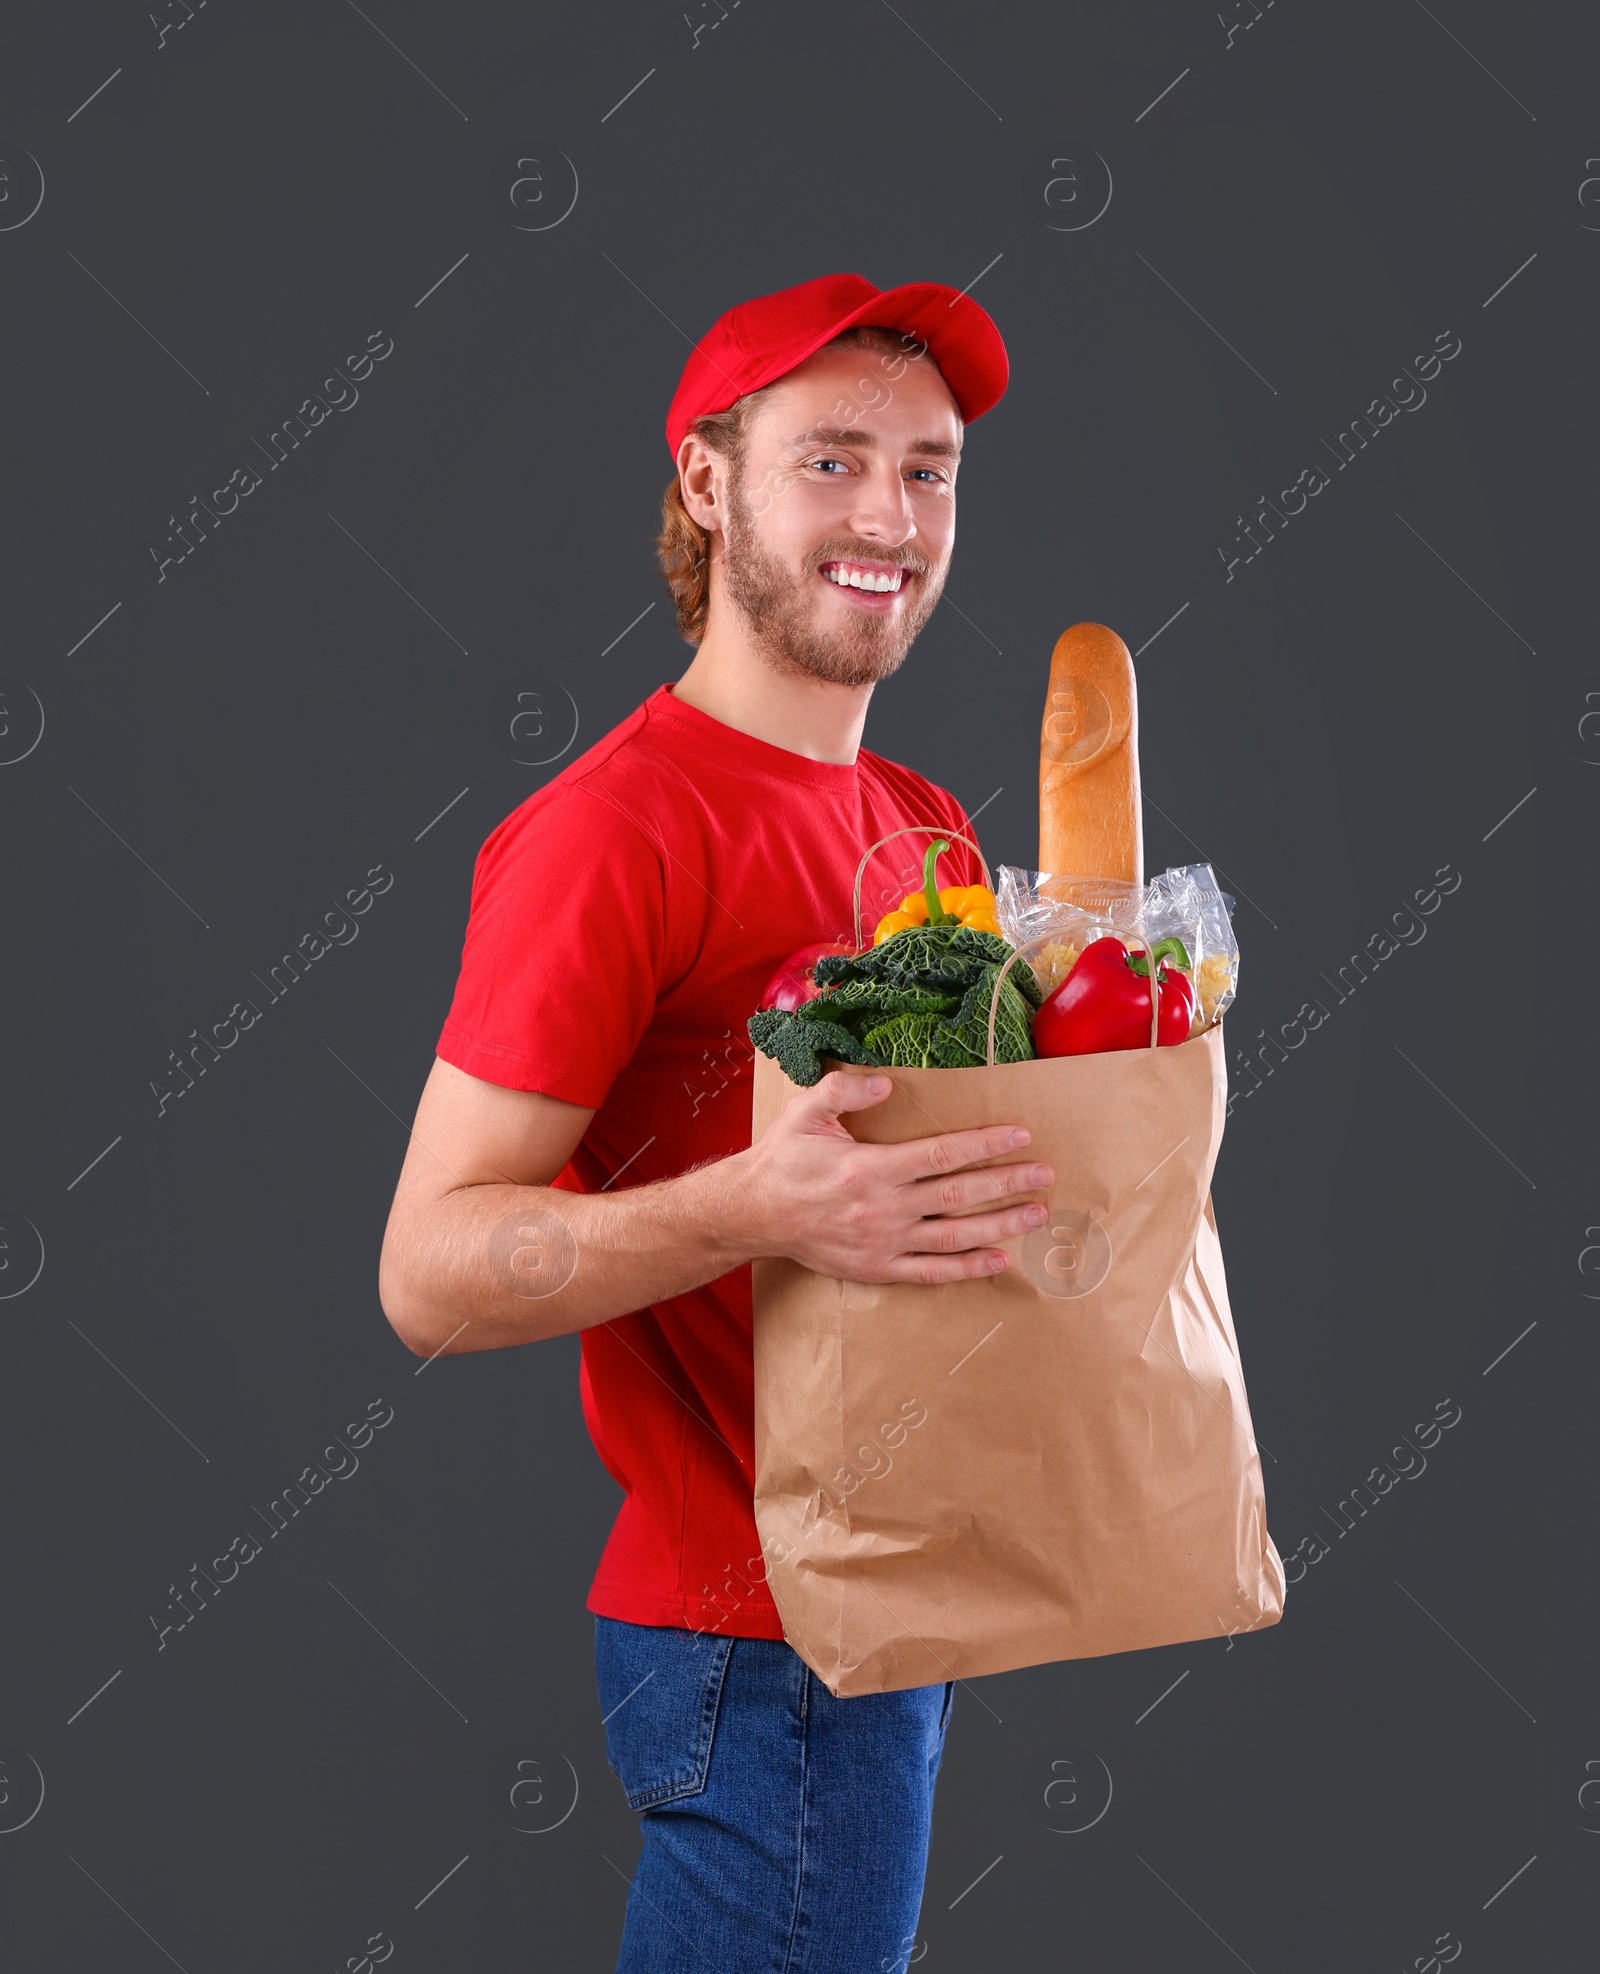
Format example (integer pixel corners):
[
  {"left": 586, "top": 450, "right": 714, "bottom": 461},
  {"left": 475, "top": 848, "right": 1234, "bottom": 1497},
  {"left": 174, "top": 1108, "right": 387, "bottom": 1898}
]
[{"left": 2, "top": 0, "right": 1593, "bottom": 1965}]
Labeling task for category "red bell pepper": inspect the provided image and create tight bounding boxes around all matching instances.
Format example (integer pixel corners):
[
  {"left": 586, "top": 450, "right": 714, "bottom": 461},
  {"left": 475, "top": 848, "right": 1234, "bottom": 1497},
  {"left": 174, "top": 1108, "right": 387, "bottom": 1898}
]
[{"left": 1032, "top": 936, "right": 1196, "bottom": 1057}]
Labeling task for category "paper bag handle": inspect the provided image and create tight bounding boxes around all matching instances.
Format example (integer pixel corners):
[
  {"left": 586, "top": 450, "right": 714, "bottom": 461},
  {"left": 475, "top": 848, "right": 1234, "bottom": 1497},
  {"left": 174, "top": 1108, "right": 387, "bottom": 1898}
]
[
  {"left": 984, "top": 922, "right": 1163, "bottom": 1067},
  {"left": 850, "top": 826, "right": 993, "bottom": 954}
]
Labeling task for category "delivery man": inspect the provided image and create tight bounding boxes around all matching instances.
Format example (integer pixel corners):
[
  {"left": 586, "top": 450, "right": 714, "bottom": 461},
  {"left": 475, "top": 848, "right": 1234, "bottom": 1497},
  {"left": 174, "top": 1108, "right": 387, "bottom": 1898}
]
[{"left": 378, "top": 272, "right": 1053, "bottom": 1971}]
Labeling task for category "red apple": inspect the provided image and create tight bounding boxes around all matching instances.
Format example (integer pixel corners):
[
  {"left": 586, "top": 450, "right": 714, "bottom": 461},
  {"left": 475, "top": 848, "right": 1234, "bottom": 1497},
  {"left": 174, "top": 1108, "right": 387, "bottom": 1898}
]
[{"left": 759, "top": 938, "right": 855, "bottom": 1012}]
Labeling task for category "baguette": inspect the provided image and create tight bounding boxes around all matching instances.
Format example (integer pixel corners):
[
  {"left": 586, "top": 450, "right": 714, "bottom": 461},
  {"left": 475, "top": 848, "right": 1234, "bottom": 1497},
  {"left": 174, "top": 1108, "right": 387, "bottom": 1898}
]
[{"left": 1037, "top": 622, "right": 1142, "bottom": 890}]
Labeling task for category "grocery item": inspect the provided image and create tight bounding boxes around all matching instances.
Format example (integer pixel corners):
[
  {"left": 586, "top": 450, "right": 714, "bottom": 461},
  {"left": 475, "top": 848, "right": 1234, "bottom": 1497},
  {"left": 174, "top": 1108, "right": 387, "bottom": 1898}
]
[
  {"left": 997, "top": 861, "right": 1240, "bottom": 1041},
  {"left": 1038, "top": 621, "right": 1142, "bottom": 891},
  {"left": 1032, "top": 935, "right": 1196, "bottom": 1056},
  {"left": 747, "top": 925, "right": 1040, "bottom": 1087},
  {"left": 758, "top": 937, "right": 855, "bottom": 1012},
  {"left": 872, "top": 839, "right": 1001, "bottom": 943}
]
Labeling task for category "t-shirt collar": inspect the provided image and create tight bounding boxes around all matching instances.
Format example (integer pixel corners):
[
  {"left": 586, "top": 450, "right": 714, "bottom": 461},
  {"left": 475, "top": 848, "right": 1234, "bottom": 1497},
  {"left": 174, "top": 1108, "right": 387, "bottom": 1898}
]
[{"left": 649, "top": 682, "right": 862, "bottom": 791}]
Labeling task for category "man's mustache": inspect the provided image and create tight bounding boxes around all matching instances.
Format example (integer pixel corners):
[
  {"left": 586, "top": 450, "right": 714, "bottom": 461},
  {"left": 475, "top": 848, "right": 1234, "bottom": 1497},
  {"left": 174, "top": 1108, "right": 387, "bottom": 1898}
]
[{"left": 806, "top": 540, "right": 934, "bottom": 577}]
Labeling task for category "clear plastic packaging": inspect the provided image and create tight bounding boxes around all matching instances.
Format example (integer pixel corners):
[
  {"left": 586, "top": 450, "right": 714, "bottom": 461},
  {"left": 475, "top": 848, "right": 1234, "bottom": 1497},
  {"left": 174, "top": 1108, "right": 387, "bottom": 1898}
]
[{"left": 995, "top": 863, "right": 1240, "bottom": 1035}]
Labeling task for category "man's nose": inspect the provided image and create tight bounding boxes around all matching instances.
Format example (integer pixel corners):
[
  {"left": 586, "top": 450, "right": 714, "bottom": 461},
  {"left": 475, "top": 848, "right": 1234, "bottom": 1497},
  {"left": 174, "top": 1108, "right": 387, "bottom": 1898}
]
[{"left": 846, "top": 466, "right": 916, "bottom": 547}]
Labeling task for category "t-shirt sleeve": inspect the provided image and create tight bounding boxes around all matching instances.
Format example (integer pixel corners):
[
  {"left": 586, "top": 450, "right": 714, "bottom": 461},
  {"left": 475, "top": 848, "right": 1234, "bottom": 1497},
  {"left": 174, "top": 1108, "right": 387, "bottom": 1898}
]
[{"left": 435, "top": 780, "right": 666, "bottom": 1109}]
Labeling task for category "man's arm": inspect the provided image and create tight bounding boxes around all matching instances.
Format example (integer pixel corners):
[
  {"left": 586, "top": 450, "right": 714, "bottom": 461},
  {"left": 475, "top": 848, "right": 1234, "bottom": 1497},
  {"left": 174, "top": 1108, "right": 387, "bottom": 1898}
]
[
  {"left": 378, "top": 1057, "right": 1053, "bottom": 1358},
  {"left": 378, "top": 1057, "right": 739, "bottom": 1356}
]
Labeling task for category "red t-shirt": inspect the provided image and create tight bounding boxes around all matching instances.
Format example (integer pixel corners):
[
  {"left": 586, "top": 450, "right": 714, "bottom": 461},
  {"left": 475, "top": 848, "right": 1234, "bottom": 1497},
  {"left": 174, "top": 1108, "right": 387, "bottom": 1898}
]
[{"left": 435, "top": 681, "right": 981, "bottom": 1639}]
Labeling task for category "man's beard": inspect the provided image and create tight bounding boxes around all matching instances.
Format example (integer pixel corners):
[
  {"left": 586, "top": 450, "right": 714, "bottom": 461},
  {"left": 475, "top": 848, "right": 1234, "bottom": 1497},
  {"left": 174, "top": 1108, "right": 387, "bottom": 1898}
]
[{"left": 719, "top": 482, "right": 946, "bottom": 688}]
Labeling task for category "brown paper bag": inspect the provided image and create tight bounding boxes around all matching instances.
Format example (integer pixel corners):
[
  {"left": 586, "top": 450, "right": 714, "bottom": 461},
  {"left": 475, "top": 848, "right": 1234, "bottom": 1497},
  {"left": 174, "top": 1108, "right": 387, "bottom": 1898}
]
[{"left": 749, "top": 1024, "right": 1285, "bottom": 1697}]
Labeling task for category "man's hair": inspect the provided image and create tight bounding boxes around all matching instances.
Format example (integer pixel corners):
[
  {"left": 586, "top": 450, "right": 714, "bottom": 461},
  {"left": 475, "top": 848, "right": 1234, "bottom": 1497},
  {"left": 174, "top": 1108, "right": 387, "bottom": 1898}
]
[{"left": 656, "top": 324, "right": 924, "bottom": 644}]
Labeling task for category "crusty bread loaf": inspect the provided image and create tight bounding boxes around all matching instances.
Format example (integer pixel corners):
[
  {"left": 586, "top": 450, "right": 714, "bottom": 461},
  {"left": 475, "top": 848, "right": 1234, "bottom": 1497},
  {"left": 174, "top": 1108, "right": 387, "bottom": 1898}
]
[{"left": 1038, "top": 622, "right": 1142, "bottom": 890}]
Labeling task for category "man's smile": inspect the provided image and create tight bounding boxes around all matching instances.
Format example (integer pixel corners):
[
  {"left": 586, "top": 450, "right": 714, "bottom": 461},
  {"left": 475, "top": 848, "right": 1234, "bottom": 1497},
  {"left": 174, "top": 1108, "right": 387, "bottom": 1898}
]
[{"left": 817, "top": 557, "right": 911, "bottom": 608}]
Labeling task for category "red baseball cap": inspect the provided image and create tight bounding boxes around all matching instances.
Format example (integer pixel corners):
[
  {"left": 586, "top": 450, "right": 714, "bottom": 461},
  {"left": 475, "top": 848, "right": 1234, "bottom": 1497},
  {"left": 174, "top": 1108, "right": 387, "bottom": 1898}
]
[{"left": 664, "top": 271, "right": 1009, "bottom": 458}]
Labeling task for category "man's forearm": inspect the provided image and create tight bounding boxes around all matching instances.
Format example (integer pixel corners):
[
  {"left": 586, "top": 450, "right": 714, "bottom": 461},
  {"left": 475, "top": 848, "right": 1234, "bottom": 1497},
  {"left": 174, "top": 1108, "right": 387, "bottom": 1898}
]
[{"left": 383, "top": 1152, "right": 759, "bottom": 1356}]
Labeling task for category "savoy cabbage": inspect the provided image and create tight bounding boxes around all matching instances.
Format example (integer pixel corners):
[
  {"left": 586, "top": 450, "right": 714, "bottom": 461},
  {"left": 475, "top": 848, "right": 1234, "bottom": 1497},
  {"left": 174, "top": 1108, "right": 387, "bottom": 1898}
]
[{"left": 748, "top": 925, "right": 1041, "bottom": 1087}]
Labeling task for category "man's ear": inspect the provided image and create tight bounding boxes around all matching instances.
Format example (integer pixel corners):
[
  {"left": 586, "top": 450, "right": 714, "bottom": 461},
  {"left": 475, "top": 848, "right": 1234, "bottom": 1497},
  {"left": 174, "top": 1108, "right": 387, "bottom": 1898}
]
[{"left": 677, "top": 433, "right": 727, "bottom": 534}]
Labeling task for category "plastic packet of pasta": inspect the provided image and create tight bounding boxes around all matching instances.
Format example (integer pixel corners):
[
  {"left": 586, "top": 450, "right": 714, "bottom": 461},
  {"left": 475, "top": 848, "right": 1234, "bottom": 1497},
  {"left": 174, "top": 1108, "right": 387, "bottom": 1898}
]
[{"left": 995, "top": 863, "right": 1239, "bottom": 1036}]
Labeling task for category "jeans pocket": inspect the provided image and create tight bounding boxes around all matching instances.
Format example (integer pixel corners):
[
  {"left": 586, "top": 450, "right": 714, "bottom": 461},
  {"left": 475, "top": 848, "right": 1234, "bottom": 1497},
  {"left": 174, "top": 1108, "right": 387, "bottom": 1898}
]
[
  {"left": 938, "top": 1680, "right": 955, "bottom": 1734},
  {"left": 594, "top": 1617, "right": 735, "bottom": 1811}
]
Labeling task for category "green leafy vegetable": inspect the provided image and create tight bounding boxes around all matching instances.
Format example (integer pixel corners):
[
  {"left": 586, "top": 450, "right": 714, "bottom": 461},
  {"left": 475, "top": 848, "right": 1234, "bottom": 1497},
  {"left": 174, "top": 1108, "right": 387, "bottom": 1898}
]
[
  {"left": 747, "top": 1007, "right": 869, "bottom": 1087},
  {"left": 748, "top": 924, "right": 1041, "bottom": 1086},
  {"left": 938, "top": 962, "right": 1038, "bottom": 1067},
  {"left": 860, "top": 1011, "right": 946, "bottom": 1068},
  {"left": 797, "top": 979, "right": 960, "bottom": 1024},
  {"left": 816, "top": 922, "right": 1040, "bottom": 998}
]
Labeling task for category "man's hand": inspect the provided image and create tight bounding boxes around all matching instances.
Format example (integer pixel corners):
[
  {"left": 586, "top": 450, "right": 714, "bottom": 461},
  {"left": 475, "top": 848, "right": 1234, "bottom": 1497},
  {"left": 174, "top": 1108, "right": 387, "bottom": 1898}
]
[
  {"left": 379, "top": 1057, "right": 1053, "bottom": 1358},
  {"left": 741, "top": 1069, "right": 1052, "bottom": 1285}
]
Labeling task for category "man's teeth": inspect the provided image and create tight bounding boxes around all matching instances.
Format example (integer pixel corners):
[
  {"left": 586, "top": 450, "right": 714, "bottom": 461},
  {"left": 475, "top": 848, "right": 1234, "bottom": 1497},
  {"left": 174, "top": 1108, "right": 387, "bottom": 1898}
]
[{"left": 822, "top": 565, "right": 904, "bottom": 592}]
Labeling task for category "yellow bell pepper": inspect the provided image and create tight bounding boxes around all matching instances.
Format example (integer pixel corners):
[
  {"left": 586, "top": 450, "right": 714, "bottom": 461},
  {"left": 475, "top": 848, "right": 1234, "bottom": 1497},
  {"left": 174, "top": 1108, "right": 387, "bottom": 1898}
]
[{"left": 873, "top": 838, "right": 1000, "bottom": 945}]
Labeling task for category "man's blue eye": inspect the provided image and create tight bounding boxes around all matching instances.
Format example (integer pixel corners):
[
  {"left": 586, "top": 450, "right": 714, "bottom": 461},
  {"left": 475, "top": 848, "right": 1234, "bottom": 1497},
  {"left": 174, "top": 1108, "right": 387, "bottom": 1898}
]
[{"left": 811, "top": 458, "right": 847, "bottom": 473}]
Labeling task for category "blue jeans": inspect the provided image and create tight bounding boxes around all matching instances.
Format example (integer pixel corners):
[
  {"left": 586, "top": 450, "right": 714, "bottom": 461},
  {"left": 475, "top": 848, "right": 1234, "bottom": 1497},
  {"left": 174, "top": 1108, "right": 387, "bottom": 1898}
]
[{"left": 594, "top": 1615, "right": 954, "bottom": 1973}]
